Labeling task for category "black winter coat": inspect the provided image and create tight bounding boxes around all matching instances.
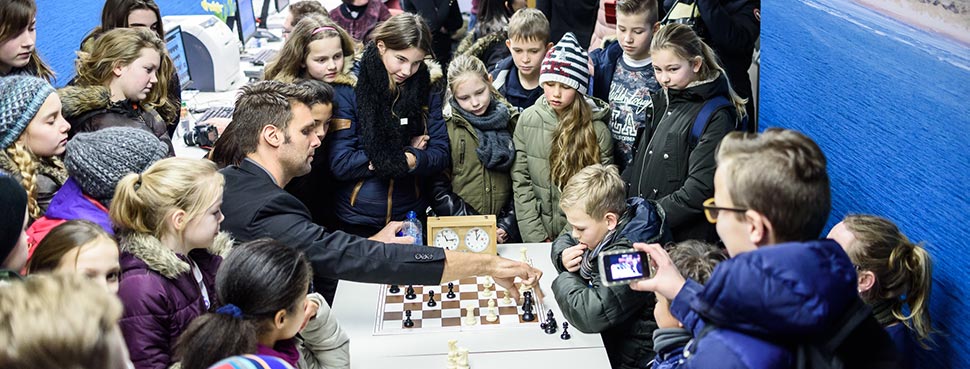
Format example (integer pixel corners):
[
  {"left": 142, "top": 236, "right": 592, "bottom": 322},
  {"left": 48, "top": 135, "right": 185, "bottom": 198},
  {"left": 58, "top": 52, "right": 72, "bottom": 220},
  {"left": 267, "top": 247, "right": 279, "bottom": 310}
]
[
  {"left": 624, "top": 74, "right": 738, "bottom": 242},
  {"left": 220, "top": 160, "right": 448, "bottom": 294}
]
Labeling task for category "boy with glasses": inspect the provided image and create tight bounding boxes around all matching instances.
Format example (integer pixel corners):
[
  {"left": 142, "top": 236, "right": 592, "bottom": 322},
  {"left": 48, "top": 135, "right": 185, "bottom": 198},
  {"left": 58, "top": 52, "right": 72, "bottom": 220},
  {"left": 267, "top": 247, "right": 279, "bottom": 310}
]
[{"left": 631, "top": 128, "right": 900, "bottom": 368}]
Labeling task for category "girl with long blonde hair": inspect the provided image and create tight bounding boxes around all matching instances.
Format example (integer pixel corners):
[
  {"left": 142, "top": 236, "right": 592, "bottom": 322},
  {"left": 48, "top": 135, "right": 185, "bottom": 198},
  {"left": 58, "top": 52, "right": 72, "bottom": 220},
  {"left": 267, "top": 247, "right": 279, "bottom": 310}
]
[
  {"left": 110, "top": 157, "right": 230, "bottom": 369},
  {"left": 512, "top": 32, "right": 614, "bottom": 243},
  {"left": 60, "top": 27, "right": 175, "bottom": 156}
]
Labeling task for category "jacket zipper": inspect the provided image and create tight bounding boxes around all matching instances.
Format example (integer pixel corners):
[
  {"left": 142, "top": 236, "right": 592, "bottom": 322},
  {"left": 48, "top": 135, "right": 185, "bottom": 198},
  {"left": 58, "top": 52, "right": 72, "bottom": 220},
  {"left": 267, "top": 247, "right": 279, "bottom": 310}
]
[{"left": 636, "top": 92, "right": 671, "bottom": 197}]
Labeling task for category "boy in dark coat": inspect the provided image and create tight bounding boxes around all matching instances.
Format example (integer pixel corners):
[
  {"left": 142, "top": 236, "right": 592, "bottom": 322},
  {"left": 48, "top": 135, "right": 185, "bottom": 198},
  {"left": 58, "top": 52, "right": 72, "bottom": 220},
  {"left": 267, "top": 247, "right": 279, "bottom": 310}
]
[
  {"left": 630, "top": 129, "right": 901, "bottom": 369},
  {"left": 551, "top": 164, "right": 670, "bottom": 369},
  {"left": 491, "top": 9, "right": 553, "bottom": 112},
  {"left": 589, "top": 0, "right": 662, "bottom": 170}
]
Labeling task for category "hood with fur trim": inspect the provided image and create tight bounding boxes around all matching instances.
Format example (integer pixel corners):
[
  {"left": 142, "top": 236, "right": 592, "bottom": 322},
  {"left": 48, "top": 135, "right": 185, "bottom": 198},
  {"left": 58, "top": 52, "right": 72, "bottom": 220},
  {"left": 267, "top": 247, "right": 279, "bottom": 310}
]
[
  {"left": 58, "top": 85, "right": 113, "bottom": 120},
  {"left": 119, "top": 231, "right": 232, "bottom": 280},
  {"left": 330, "top": 57, "right": 444, "bottom": 90}
]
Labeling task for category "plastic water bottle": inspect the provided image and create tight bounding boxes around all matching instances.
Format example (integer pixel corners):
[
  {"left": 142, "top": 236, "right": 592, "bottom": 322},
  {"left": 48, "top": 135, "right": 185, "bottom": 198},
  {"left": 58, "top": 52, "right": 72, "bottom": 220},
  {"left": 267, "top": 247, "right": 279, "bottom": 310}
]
[{"left": 400, "top": 211, "right": 424, "bottom": 245}]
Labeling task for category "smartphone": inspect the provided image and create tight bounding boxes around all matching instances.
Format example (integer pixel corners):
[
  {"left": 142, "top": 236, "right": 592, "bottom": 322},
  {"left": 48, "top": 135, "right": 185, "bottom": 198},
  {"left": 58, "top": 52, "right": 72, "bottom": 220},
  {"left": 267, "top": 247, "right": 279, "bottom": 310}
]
[{"left": 598, "top": 249, "right": 652, "bottom": 287}]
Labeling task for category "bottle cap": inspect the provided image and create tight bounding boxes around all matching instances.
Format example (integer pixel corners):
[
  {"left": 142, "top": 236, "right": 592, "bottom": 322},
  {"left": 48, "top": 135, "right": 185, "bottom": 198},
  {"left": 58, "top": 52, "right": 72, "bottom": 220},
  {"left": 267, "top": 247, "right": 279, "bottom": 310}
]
[{"left": 406, "top": 210, "right": 417, "bottom": 219}]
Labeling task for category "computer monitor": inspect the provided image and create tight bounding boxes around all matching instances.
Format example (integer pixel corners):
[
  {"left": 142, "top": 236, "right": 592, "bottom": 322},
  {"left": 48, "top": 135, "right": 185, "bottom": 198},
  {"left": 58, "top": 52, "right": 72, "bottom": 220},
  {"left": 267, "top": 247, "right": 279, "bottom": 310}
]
[
  {"left": 235, "top": 0, "right": 258, "bottom": 43},
  {"left": 164, "top": 25, "right": 192, "bottom": 90},
  {"left": 276, "top": 0, "right": 290, "bottom": 12}
]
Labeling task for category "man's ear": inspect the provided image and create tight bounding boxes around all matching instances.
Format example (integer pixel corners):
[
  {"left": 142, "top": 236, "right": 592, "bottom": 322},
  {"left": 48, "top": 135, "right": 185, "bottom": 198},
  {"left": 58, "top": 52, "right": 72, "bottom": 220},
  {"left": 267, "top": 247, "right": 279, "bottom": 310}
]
[
  {"left": 745, "top": 210, "right": 773, "bottom": 246},
  {"left": 261, "top": 124, "right": 283, "bottom": 148},
  {"left": 605, "top": 212, "right": 619, "bottom": 231},
  {"left": 858, "top": 270, "right": 876, "bottom": 294}
]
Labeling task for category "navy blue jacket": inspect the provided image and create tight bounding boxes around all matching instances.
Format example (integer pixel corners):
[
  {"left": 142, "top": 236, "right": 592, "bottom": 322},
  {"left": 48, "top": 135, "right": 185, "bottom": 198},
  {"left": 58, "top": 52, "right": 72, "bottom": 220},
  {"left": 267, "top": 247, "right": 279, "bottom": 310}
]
[
  {"left": 589, "top": 40, "right": 624, "bottom": 102},
  {"left": 670, "top": 240, "right": 899, "bottom": 369}
]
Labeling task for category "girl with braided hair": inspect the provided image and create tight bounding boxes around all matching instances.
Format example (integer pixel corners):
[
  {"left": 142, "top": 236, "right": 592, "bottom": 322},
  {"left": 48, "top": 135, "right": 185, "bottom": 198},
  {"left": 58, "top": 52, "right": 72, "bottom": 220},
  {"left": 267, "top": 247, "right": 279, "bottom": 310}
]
[{"left": 0, "top": 75, "right": 69, "bottom": 222}]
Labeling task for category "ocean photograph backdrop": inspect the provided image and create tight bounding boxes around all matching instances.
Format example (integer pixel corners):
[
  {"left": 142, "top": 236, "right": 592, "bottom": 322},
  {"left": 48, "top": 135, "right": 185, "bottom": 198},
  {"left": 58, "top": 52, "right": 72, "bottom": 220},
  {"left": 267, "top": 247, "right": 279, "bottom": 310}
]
[{"left": 763, "top": 1, "right": 969, "bottom": 367}]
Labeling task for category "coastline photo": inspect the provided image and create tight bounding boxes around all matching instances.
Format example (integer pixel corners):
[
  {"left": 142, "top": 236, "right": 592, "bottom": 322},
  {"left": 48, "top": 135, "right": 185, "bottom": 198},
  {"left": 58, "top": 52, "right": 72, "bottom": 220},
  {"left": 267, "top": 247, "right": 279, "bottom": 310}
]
[{"left": 854, "top": 0, "right": 970, "bottom": 46}]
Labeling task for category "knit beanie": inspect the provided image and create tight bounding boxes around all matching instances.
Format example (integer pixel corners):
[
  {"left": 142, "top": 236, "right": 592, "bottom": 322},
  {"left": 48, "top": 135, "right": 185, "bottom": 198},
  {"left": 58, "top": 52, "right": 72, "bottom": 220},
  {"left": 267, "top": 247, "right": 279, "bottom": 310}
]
[
  {"left": 539, "top": 32, "right": 591, "bottom": 95},
  {"left": 0, "top": 173, "right": 28, "bottom": 265},
  {"left": 64, "top": 127, "right": 168, "bottom": 202},
  {"left": 0, "top": 75, "right": 56, "bottom": 149}
]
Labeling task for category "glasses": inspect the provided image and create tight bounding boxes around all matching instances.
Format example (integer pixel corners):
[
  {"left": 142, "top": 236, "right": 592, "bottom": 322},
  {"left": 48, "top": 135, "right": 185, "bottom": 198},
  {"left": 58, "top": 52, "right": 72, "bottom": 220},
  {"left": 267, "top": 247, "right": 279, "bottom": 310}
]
[{"left": 702, "top": 198, "right": 748, "bottom": 223}]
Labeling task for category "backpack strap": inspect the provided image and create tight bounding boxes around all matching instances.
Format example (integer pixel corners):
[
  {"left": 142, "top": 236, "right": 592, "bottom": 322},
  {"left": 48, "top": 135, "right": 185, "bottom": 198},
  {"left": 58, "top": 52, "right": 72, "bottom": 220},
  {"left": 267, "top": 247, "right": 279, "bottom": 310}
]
[
  {"left": 689, "top": 96, "right": 735, "bottom": 149},
  {"left": 823, "top": 299, "right": 873, "bottom": 353}
]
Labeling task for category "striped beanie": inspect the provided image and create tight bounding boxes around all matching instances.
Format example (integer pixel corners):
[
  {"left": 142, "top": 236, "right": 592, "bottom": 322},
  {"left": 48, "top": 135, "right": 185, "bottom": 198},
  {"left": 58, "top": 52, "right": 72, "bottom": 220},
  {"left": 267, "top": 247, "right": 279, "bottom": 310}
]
[
  {"left": 0, "top": 75, "right": 56, "bottom": 149},
  {"left": 207, "top": 355, "right": 296, "bottom": 369},
  {"left": 539, "top": 32, "right": 590, "bottom": 95}
]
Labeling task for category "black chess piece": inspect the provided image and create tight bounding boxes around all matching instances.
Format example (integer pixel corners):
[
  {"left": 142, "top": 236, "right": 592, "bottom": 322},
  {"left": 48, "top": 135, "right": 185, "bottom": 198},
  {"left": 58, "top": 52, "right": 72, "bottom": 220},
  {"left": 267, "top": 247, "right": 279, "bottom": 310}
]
[
  {"left": 446, "top": 282, "right": 456, "bottom": 299},
  {"left": 427, "top": 290, "right": 437, "bottom": 307},
  {"left": 522, "top": 307, "right": 535, "bottom": 322},
  {"left": 403, "top": 310, "right": 414, "bottom": 328},
  {"left": 546, "top": 310, "right": 557, "bottom": 329},
  {"left": 405, "top": 285, "right": 416, "bottom": 300},
  {"left": 522, "top": 291, "right": 533, "bottom": 310},
  {"left": 560, "top": 322, "right": 571, "bottom": 340},
  {"left": 389, "top": 284, "right": 400, "bottom": 294}
]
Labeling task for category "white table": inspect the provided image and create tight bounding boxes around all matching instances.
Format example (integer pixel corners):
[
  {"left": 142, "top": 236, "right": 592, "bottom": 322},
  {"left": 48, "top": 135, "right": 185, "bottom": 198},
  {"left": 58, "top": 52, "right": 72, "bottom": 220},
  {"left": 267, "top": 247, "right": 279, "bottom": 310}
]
[{"left": 330, "top": 243, "right": 611, "bottom": 369}]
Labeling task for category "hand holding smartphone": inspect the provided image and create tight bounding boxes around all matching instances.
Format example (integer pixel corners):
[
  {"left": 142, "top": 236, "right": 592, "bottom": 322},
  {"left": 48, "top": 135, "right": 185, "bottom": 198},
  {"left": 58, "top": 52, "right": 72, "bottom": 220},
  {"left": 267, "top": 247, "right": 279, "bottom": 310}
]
[{"left": 598, "top": 249, "right": 653, "bottom": 287}]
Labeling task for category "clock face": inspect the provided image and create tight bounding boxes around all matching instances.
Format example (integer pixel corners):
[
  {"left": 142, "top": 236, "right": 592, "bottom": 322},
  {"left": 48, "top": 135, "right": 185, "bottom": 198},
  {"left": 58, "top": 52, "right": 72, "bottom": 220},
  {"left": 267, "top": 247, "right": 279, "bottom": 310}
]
[
  {"left": 464, "top": 227, "right": 490, "bottom": 252},
  {"left": 434, "top": 228, "right": 460, "bottom": 250}
]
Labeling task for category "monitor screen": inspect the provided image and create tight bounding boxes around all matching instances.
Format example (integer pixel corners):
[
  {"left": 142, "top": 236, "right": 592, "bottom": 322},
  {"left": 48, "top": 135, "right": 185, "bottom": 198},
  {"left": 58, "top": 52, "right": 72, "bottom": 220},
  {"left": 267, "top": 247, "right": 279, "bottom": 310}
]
[
  {"left": 236, "top": 0, "right": 258, "bottom": 42},
  {"left": 276, "top": 0, "right": 290, "bottom": 12},
  {"left": 164, "top": 25, "right": 192, "bottom": 90}
]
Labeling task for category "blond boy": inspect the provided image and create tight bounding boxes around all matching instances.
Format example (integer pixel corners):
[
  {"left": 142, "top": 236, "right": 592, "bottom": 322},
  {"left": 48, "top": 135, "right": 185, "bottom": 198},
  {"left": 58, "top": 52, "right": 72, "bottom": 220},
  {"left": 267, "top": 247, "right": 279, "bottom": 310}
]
[{"left": 550, "top": 164, "right": 669, "bottom": 369}]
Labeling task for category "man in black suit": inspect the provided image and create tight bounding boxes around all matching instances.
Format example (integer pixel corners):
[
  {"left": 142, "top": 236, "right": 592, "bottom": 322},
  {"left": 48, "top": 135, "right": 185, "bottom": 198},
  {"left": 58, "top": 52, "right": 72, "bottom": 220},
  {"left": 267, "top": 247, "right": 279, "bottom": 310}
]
[{"left": 217, "top": 81, "right": 541, "bottom": 305}]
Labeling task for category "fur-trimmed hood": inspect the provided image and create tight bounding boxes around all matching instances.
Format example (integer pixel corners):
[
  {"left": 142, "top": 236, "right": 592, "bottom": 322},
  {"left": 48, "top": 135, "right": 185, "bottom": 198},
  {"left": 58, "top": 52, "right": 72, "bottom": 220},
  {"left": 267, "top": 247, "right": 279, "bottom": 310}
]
[
  {"left": 457, "top": 30, "right": 508, "bottom": 60},
  {"left": 58, "top": 85, "right": 113, "bottom": 119},
  {"left": 330, "top": 56, "right": 444, "bottom": 89},
  {"left": 119, "top": 231, "right": 232, "bottom": 279}
]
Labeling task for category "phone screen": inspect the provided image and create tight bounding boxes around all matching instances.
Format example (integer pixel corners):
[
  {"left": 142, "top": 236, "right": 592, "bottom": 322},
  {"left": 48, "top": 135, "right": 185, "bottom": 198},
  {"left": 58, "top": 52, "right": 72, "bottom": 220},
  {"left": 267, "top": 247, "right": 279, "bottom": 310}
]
[{"left": 602, "top": 251, "right": 648, "bottom": 283}]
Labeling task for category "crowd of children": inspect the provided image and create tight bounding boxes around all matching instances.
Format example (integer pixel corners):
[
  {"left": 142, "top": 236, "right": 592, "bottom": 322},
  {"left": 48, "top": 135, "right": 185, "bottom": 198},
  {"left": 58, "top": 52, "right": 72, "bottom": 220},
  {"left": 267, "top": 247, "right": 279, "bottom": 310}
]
[{"left": 0, "top": 0, "right": 941, "bottom": 368}]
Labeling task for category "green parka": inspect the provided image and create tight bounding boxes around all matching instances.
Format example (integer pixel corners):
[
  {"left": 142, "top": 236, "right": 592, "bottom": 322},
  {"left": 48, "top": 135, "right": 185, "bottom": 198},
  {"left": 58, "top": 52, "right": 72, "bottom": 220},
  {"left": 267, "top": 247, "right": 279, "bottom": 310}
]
[
  {"left": 444, "top": 99, "right": 519, "bottom": 215},
  {"left": 512, "top": 96, "right": 614, "bottom": 243}
]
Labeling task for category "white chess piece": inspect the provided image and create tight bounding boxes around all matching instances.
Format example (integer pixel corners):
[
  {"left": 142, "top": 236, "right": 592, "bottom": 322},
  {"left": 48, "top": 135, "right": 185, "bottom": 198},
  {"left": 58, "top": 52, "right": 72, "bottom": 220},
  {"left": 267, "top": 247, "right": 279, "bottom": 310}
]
[
  {"left": 457, "top": 347, "right": 470, "bottom": 369},
  {"left": 486, "top": 299, "right": 498, "bottom": 322},
  {"left": 482, "top": 283, "right": 493, "bottom": 298},
  {"left": 464, "top": 305, "right": 478, "bottom": 325},
  {"left": 447, "top": 339, "right": 459, "bottom": 369},
  {"left": 520, "top": 247, "right": 529, "bottom": 263},
  {"left": 483, "top": 276, "right": 494, "bottom": 288},
  {"left": 502, "top": 290, "right": 512, "bottom": 305}
]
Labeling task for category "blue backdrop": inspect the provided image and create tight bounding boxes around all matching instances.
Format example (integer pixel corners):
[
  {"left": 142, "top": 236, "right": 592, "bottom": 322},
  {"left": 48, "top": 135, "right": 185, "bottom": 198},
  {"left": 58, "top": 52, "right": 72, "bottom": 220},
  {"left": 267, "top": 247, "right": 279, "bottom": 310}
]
[
  {"left": 763, "top": 1, "right": 969, "bottom": 367},
  {"left": 35, "top": 0, "right": 209, "bottom": 86}
]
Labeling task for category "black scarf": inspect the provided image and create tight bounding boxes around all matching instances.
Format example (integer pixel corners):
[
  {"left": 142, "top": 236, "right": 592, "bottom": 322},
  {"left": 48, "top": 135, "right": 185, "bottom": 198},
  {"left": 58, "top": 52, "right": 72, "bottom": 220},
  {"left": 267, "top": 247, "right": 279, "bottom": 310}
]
[
  {"left": 355, "top": 42, "right": 432, "bottom": 179},
  {"left": 450, "top": 98, "right": 514, "bottom": 171}
]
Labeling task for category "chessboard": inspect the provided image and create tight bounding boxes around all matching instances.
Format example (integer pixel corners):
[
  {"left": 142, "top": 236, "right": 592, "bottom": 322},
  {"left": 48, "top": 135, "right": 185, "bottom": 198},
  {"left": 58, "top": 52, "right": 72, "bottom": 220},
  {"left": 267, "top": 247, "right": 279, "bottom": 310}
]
[{"left": 374, "top": 276, "right": 544, "bottom": 335}]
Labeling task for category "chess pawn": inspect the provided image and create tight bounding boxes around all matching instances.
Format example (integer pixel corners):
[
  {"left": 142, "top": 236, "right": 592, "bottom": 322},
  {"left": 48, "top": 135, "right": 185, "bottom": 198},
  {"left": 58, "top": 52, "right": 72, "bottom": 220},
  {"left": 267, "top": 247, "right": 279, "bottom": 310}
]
[
  {"left": 560, "top": 322, "right": 571, "bottom": 340},
  {"left": 464, "top": 305, "right": 478, "bottom": 325},
  {"left": 483, "top": 276, "right": 494, "bottom": 288},
  {"left": 447, "top": 339, "right": 459, "bottom": 368},
  {"left": 447, "top": 282, "right": 456, "bottom": 299},
  {"left": 403, "top": 310, "right": 414, "bottom": 328},
  {"left": 502, "top": 290, "right": 512, "bottom": 305},
  {"left": 427, "top": 290, "right": 437, "bottom": 307},
  {"left": 482, "top": 284, "right": 493, "bottom": 298},
  {"left": 389, "top": 284, "right": 400, "bottom": 293}
]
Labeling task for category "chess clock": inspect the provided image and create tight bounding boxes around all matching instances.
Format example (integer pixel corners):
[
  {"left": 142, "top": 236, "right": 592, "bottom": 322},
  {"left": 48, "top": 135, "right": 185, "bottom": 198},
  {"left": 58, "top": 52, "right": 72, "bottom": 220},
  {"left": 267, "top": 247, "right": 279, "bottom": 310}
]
[{"left": 426, "top": 215, "right": 497, "bottom": 254}]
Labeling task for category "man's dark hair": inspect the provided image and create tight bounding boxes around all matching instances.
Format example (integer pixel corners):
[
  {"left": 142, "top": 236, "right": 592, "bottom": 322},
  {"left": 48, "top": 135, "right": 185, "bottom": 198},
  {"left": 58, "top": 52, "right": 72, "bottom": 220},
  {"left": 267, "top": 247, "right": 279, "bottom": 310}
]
[{"left": 208, "top": 80, "right": 317, "bottom": 167}]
